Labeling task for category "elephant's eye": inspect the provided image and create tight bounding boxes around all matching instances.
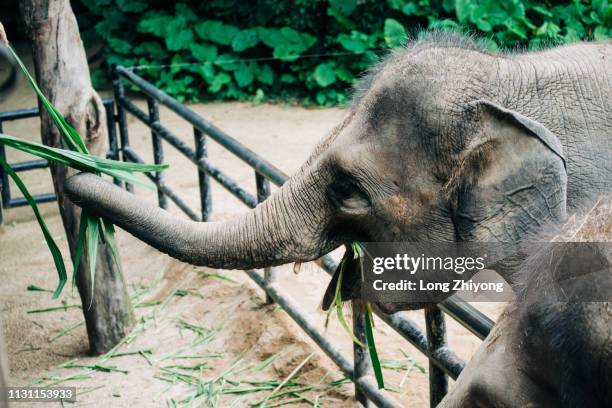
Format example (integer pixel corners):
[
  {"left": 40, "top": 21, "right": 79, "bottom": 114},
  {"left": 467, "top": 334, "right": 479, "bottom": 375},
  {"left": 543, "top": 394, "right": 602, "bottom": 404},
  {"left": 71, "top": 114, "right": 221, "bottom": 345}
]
[{"left": 326, "top": 173, "right": 371, "bottom": 216}]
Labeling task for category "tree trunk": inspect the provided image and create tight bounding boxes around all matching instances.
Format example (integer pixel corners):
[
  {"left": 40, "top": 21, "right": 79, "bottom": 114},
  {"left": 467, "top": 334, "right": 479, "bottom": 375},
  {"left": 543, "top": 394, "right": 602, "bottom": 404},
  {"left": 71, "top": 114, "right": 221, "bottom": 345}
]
[{"left": 19, "top": 0, "right": 134, "bottom": 354}]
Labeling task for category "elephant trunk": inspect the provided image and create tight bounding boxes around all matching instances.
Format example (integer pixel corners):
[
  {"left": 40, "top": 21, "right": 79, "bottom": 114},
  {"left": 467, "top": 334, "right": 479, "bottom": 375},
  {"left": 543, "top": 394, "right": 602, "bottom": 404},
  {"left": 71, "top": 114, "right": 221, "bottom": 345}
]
[{"left": 64, "top": 168, "right": 334, "bottom": 270}]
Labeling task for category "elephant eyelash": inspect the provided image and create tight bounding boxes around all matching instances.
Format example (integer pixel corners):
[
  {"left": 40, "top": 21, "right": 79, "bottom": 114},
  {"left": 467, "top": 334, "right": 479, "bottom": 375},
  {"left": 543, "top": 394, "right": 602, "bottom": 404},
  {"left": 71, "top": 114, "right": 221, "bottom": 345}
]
[{"left": 327, "top": 172, "right": 371, "bottom": 209}]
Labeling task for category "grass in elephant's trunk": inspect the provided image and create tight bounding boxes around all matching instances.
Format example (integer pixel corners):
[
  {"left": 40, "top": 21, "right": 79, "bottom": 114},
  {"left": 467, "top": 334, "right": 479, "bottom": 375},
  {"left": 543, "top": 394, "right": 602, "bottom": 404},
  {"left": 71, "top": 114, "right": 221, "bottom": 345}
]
[{"left": 0, "top": 45, "right": 167, "bottom": 298}]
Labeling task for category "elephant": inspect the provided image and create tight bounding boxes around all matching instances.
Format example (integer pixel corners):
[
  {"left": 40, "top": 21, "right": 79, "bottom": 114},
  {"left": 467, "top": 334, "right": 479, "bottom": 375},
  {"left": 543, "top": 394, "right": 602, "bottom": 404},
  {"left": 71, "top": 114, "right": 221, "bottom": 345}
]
[
  {"left": 64, "top": 33, "right": 611, "bottom": 310},
  {"left": 439, "top": 197, "right": 612, "bottom": 408}
]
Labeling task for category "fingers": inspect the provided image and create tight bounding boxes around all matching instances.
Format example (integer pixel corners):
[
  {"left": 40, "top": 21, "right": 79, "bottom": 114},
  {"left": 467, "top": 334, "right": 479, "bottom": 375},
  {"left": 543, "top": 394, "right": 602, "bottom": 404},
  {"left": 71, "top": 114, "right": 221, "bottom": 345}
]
[{"left": 0, "top": 22, "right": 8, "bottom": 46}]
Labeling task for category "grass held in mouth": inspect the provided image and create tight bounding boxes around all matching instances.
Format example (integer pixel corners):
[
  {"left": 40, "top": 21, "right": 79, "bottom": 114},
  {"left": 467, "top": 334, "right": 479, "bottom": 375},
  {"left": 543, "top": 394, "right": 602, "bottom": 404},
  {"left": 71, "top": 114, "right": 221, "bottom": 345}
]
[
  {"left": 326, "top": 242, "right": 385, "bottom": 389},
  {"left": 0, "top": 45, "right": 168, "bottom": 299}
]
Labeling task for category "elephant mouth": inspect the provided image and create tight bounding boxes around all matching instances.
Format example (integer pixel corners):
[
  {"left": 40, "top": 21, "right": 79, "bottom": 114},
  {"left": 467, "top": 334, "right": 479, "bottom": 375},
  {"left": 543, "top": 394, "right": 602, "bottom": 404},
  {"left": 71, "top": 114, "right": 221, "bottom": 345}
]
[{"left": 326, "top": 220, "right": 374, "bottom": 246}]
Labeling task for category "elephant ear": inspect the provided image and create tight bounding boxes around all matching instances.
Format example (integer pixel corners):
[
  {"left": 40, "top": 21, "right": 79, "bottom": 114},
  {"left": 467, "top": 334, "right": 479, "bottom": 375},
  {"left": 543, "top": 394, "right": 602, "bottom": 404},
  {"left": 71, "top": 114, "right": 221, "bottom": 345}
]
[{"left": 453, "top": 99, "right": 568, "bottom": 242}]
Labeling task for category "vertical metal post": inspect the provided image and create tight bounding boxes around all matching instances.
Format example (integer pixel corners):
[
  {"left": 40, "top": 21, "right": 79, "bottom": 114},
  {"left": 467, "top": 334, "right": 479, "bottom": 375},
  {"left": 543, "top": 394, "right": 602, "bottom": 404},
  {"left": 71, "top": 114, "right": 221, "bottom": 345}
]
[
  {"left": 112, "top": 66, "right": 133, "bottom": 192},
  {"left": 0, "top": 121, "right": 8, "bottom": 225},
  {"left": 0, "top": 122, "right": 5, "bottom": 225},
  {"left": 425, "top": 305, "right": 448, "bottom": 407},
  {"left": 104, "top": 100, "right": 122, "bottom": 186},
  {"left": 255, "top": 172, "right": 275, "bottom": 304},
  {"left": 194, "top": 127, "right": 212, "bottom": 221},
  {"left": 352, "top": 299, "right": 372, "bottom": 407},
  {"left": 147, "top": 97, "right": 167, "bottom": 209}
]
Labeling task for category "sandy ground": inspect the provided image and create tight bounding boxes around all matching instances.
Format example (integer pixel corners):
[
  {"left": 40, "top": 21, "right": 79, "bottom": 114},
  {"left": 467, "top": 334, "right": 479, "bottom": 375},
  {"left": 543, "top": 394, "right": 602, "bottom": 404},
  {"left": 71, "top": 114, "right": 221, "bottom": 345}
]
[{"left": 0, "top": 49, "right": 505, "bottom": 407}]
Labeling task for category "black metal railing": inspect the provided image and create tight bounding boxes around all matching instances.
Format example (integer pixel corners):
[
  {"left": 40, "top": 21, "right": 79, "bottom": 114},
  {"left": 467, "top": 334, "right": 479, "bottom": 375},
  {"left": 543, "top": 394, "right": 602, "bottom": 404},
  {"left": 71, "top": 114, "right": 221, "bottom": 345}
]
[{"left": 0, "top": 65, "right": 495, "bottom": 407}]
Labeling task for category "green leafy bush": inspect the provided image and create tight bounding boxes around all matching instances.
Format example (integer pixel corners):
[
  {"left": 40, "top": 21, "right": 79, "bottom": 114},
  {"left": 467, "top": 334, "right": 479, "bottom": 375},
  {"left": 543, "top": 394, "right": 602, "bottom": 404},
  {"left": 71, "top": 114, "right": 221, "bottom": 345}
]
[{"left": 77, "top": 0, "right": 611, "bottom": 105}]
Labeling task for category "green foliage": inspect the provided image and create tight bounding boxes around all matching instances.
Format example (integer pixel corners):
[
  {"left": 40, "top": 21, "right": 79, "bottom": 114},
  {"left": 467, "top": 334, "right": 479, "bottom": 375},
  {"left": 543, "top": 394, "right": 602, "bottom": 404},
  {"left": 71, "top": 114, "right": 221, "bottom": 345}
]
[
  {"left": 78, "top": 0, "right": 611, "bottom": 106},
  {"left": 384, "top": 18, "right": 408, "bottom": 47}
]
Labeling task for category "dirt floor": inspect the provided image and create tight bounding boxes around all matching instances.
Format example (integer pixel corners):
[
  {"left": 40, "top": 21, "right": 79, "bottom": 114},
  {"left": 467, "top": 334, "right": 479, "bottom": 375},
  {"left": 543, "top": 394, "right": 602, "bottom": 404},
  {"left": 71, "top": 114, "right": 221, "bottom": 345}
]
[{"left": 0, "top": 49, "right": 505, "bottom": 407}]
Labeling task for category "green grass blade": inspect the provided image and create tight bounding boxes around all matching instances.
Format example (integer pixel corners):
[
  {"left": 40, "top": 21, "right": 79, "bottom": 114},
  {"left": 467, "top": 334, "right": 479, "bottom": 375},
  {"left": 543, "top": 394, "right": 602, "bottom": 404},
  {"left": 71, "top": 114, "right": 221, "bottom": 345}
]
[
  {"left": 329, "top": 256, "right": 366, "bottom": 347},
  {"left": 99, "top": 168, "right": 157, "bottom": 189},
  {"left": 352, "top": 241, "right": 368, "bottom": 297},
  {"left": 8, "top": 45, "right": 88, "bottom": 153},
  {"left": 73, "top": 211, "right": 88, "bottom": 287},
  {"left": 335, "top": 303, "right": 365, "bottom": 348},
  {"left": 85, "top": 211, "right": 99, "bottom": 308},
  {"left": 27, "top": 304, "right": 81, "bottom": 314},
  {"left": 59, "top": 149, "right": 169, "bottom": 172},
  {"left": 27, "top": 284, "right": 54, "bottom": 293},
  {"left": 0, "top": 158, "right": 67, "bottom": 298},
  {"left": 102, "top": 219, "right": 121, "bottom": 270},
  {"left": 0, "top": 135, "right": 82, "bottom": 167},
  {"left": 198, "top": 271, "right": 239, "bottom": 284},
  {"left": 352, "top": 241, "right": 384, "bottom": 387},
  {"left": 2, "top": 47, "right": 168, "bottom": 300},
  {"left": 0, "top": 134, "right": 167, "bottom": 172},
  {"left": 49, "top": 321, "right": 85, "bottom": 342},
  {"left": 251, "top": 351, "right": 283, "bottom": 373},
  {"left": 258, "top": 352, "right": 314, "bottom": 407},
  {"left": 351, "top": 241, "right": 363, "bottom": 259},
  {"left": 0, "top": 134, "right": 165, "bottom": 189},
  {"left": 365, "top": 303, "right": 384, "bottom": 389},
  {"left": 54, "top": 112, "right": 88, "bottom": 153}
]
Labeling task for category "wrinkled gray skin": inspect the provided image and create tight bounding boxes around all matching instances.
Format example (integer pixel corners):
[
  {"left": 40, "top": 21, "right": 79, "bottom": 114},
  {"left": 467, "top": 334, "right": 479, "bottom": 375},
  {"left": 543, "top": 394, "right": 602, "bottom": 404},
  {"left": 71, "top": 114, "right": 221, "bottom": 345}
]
[
  {"left": 440, "top": 235, "right": 612, "bottom": 408},
  {"left": 440, "top": 300, "right": 612, "bottom": 408},
  {"left": 64, "top": 34, "right": 611, "bottom": 310}
]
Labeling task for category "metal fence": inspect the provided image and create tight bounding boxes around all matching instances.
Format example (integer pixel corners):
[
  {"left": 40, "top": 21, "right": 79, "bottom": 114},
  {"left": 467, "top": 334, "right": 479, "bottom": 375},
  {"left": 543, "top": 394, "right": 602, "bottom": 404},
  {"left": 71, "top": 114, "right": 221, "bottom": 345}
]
[{"left": 0, "top": 65, "right": 495, "bottom": 407}]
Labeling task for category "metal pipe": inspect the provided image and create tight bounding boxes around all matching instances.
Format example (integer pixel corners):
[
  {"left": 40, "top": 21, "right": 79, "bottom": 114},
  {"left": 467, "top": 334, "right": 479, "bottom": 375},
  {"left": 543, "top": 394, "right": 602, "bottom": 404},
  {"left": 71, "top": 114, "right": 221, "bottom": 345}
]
[
  {"left": 114, "top": 66, "right": 288, "bottom": 187},
  {"left": 0, "top": 122, "right": 6, "bottom": 225},
  {"left": 0, "top": 121, "right": 10, "bottom": 214},
  {"left": 194, "top": 127, "right": 212, "bottom": 221},
  {"left": 256, "top": 172, "right": 276, "bottom": 304},
  {"left": 246, "top": 270, "right": 399, "bottom": 408},
  {"left": 104, "top": 98, "right": 122, "bottom": 187},
  {"left": 8, "top": 193, "right": 56, "bottom": 207},
  {"left": 352, "top": 299, "right": 373, "bottom": 407},
  {"left": 255, "top": 172, "right": 277, "bottom": 304},
  {"left": 0, "top": 100, "right": 112, "bottom": 122},
  {"left": 439, "top": 298, "right": 493, "bottom": 340},
  {"left": 118, "top": 97, "right": 258, "bottom": 208},
  {"left": 104, "top": 101, "right": 119, "bottom": 161},
  {"left": 122, "top": 147, "right": 201, "bottom": 221},
  {"left": 425, "top": 306, "right": 449, "bottom": 406},
  {"left": 374, "top": 307, "right": 465, "bottom": 380},
  {"left": 112, "top": 66, "right": 133, "bottom": 192},
  {"left": 147, "top": 97, "right": 167, "bottom": 209},
  {"left": 11, "top": 159, "right": 49, "bottom": 172},
  {"left": 0, "top": 107, "right": 39, "bottom": 121}
]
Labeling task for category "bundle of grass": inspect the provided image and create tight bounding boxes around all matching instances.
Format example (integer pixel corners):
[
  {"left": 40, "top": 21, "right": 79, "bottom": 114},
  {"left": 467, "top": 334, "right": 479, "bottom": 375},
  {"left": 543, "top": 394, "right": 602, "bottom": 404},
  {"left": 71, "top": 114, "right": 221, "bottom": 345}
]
[
  {"left": 325, "top": 242, "right": 385, "bottom": 389},
  {"left": 0, "top": 46, "right": 167, "bottom": 298}
]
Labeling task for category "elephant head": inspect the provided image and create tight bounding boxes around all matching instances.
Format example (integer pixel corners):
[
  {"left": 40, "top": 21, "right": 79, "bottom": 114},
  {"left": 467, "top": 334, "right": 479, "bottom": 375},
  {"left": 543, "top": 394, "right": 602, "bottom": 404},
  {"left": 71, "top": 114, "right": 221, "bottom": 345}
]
[
  {"left": 65, "top": 38, "right": 568, "bottom": 282},
  {"left": 438, "top": 300, "right": 612, "bottom": 408},
  {"left": 439, "top": 198, "right": 612, "bottom": 408}
]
